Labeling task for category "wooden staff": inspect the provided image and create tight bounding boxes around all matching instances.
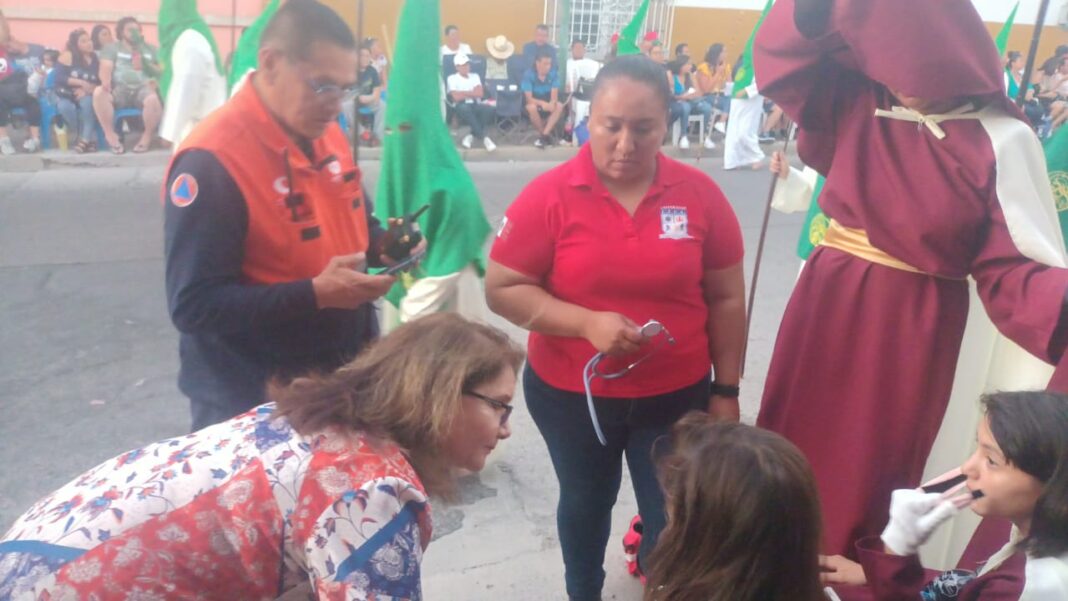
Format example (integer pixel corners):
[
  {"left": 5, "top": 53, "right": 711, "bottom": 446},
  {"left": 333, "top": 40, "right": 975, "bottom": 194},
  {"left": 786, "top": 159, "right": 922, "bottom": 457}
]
[
  {"left": 353, "top": 0, "right": 366, "bottom": 158},
  {"left": 1016, "top": 0, "right": 1052, "bottom": 108},
  {"left": 741, "top": 126, "right": 795, "bottom": 376}
]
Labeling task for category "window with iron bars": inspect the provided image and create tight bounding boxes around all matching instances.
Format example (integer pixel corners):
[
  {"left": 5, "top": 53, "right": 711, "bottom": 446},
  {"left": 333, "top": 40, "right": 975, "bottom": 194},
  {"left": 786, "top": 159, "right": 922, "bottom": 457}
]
[{"left": 546, "top": 0, "right": 675, "bottom": 61}]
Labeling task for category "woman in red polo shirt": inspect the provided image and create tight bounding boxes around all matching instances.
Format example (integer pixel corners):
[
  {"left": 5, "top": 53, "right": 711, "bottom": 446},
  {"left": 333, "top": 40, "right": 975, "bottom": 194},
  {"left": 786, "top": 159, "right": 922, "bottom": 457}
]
[{"left": 486, "top": 55, "right": 745, "bottom": 601}]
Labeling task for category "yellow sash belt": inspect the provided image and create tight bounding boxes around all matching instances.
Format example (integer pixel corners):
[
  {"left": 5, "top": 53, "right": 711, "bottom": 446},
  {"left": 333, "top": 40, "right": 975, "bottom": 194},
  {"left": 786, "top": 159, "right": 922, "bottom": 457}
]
[{"left": 819, "top": 219, "right": 961, "bottom": 279}]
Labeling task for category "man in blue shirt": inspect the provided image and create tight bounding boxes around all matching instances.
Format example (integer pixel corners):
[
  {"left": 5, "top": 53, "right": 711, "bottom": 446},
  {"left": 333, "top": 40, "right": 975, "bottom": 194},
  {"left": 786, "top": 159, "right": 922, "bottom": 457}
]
[
  {"left": 521, "top": 24, "right": 557, "bottom": 72},
  {"left": 521, "top": 50, "right": 565, "bottom": 148}
]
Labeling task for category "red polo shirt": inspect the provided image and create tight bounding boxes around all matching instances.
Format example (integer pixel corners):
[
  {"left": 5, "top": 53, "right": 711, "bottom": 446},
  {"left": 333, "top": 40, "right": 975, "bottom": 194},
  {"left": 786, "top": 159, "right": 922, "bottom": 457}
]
[{"left": 491, "top": 144, "right": 743, "bottom": 397}]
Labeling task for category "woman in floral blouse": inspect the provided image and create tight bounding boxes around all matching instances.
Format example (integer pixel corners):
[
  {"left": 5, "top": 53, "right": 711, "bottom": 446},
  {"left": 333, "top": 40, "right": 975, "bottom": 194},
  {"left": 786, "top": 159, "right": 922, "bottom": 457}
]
[{"left": 0, "top": 313, "right": 523, "bottom": 600}]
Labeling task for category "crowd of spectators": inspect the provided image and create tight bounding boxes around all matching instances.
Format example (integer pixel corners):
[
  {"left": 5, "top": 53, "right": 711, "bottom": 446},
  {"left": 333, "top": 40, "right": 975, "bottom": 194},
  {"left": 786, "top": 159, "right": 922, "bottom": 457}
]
[{"left": 0, "top": 10, "right": 163, "bottom": 155}]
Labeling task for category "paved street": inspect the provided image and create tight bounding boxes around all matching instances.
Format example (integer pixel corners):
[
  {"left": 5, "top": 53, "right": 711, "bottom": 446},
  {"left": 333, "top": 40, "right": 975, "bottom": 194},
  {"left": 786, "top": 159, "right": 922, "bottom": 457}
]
[{"left": 0, "top": 152, "right": 805, "bottom": 599}]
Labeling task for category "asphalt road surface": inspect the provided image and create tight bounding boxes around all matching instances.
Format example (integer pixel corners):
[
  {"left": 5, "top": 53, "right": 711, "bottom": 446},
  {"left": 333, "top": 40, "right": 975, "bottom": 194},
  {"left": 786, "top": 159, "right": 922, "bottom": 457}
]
[{"left": 0, "top": 153, "right": 806, "bottom": 600}]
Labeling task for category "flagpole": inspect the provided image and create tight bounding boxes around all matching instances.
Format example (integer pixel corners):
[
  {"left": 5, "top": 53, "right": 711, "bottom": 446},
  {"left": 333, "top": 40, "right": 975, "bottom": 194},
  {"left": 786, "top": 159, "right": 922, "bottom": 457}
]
[
  {"left": 741, "top": 127, "right": 795, "bottom": 376},
  {"left": 230, "top": 0, "right": 237, "bottom": 57},
  {"left": 353, "top": 0, "right": 366, "bottom": 159},
  {"left": 1016, "top": 0, "right": 1051, "bottom": 107}
]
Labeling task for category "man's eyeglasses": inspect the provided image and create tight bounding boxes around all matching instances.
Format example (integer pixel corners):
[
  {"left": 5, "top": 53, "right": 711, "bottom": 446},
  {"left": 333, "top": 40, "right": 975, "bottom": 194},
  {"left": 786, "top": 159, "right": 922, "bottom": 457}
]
[
  {"left": 465, "top": 390, "right": 514, "bottom": 426},
  {"left": 583, "top": 320, "right": 675, "bottom": 446},
  {"left": 302, "top": 76, "right": 359, "bottom": 103}
]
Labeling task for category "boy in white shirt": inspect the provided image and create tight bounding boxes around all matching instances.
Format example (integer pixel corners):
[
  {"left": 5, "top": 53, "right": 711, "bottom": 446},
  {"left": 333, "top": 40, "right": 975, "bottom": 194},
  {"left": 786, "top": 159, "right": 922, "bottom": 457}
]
[{"left": 446, "top": 52, "right": 495, "bottom": 151}]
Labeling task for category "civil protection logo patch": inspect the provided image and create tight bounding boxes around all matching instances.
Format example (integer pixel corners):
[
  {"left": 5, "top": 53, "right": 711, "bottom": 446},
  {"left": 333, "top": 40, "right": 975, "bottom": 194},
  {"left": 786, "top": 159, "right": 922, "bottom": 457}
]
[
  {"left": 659, "top": 206, "right": 693, "bottom": 240},
  {"left": 170, "top": 173, "right": 199, "bottom": 208}
]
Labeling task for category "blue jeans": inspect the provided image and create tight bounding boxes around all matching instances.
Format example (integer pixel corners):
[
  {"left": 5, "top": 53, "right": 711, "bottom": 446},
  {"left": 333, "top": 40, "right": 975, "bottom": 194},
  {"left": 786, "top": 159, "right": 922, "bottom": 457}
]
[
  {"left": 524, "top": 366, "right": 710, "bottom": 601},
  {"left": 669, "top": 99, "right": 713, "bottom": 138},
  {"left": 56, "top": 95, "right": 96, "bottom": 143}
]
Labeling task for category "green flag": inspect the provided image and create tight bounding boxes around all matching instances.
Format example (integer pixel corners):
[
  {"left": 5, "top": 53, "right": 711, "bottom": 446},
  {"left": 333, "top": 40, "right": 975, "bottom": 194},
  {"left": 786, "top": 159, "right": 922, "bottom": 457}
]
[
  {"left": 374, "top": 0, "right": 490, "bottom": 307},
  {"left": 158, "top": 0, "right": 223, "bottom": 99},
  {"left": 228, "top": 0, "right": 280, "bottom": 91},
  {"left": 733, "top": 0, "right": 773, "bottom": 98},
  {"left": 796, "top": 176, "right": 829, "bottom": 260},
  {"left": 1046, "top": 125, "right": 1068, "bottom": 248},
  {"left": 995, "top": 2, "right": 1019, "bottom": 55},
  {"left": 617, "top": 0, "right": 651, "bottom": 57}
]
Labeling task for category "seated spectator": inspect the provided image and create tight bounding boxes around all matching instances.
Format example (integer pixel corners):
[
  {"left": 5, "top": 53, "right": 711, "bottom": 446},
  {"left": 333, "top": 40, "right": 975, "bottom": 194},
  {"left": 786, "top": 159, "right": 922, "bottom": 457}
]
[
  {"left": 447, "top": 53, "right": 496, "bottom": 152},
  {"left": 90, "top": 24, "right": 114, "bottom": 51},
  {"left": 522, "top": 24, "right": 557, "bottom": 72},
  {"left": 674, "top": 42, "right": 689, "bottom": 60},
  {"left": 55, "top": 28, "right": 102, "bottom": 153},
  {"left": 667, "top": 55, "right": 714, "bottom": 149},
  {"left": 640, "top": 31, "right": 658, "bottom": 56},
  {"left": 565, "top": 39, "right": 599, "bottom": 96},
  {"left": 643, "top": 412, "right": 825, "bottom": 601},
  {"left": 1038, "top": 55, "right": 1068, "bottom": 131},
  {"left": 0, "top": 313, "right": 524, "bottom": 600},
  {"left": 649, "top": 40, "right": 666, "bottom": 65},
  {"left": 93, "top": 16, "right": 163, "bottom": 154},
  {"left": 522, "top": 50, "right": 565, "bottom": 148},
  {"left": 27, "top": 49, "right": 58, "bottom": 98},
  {"left": 822, "top": 391, "right": 1068, "bottom": 600},
  {"left": 1005, "top": 50, "right": 1044, "bottom": 127},
  {"left": 366, "top": 37, "right": 389, "bottom": 84},
  {"left": 696, "top": 43, "right": 731, "bottom": 132},
  {"left": 440, "top": 24, "right": 471, "bottom": 60},
  {"left": 565, "top": 39, "right": 600, "bottom": 133},
  {"left": 485, "top": 34, "right": 514, "bottom": 81},
  {"left": 0, "top": 9, "right": 42, "bottom": 154},
  {"left": 355, "top": 43, "right": 385, "bottom": 144}
]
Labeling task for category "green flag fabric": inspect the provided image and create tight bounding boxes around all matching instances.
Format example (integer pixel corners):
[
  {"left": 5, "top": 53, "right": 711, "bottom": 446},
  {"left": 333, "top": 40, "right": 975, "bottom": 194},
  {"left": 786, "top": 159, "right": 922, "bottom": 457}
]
[
  {"left": 796, "top": 176, "right": 828, "bottom": 260},
  {"left": 374, "top": 0, "right": 491, "bottom": 307},
  {"left": 228, "top": 0, "right": 280, "bottom": 91},
  {"left": 995, "top": 2, "right": 1019, "bottom": 55},
  {"left": 158, "top": 0, "right": 223, "bottom": 99},
  {"left": 617, "top": 0, "right": 651, "bottom": 56},
  {"left": 733, "top": 0, "right": 774, "bottom": 98},
  {"left": 1046, "top": 126, "right": 1068, "bottom": 248}
]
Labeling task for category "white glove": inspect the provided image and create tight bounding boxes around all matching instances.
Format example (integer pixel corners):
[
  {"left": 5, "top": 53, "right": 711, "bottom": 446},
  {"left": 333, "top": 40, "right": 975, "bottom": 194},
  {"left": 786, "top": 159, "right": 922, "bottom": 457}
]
[{"left": 880, "top": 489, "right": 959, "bottom": 556}]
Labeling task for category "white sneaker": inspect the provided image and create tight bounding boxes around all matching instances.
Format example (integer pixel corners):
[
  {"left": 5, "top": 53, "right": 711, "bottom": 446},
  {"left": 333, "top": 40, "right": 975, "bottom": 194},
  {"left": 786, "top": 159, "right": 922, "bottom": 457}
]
[
  {"left": 0, "top": 137, "right": 14, "bottom": 155},
  {"left": 703, "top": 136, "right": 716, "bottom": 150},
  {"left": 483, "top": 137, "right": 497, "bottom": 152},
  {"left": 461, "top": 134, "right": 473, "bottom": 149},
  {"left": 714, "top": 122, "right": 726, "bottom": 134},
  {"left": 678, "top": 136, "right": 690, "bottom": 149},
  {"left": 23, "top": 138, "right": 40, "bottom": 153}
]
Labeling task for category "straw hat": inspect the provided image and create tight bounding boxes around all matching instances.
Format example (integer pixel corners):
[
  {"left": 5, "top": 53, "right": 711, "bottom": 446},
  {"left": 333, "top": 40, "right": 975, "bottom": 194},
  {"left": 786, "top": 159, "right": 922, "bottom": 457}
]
[{"left": 486, "top": 34, "right": 516, "bottom": 60}]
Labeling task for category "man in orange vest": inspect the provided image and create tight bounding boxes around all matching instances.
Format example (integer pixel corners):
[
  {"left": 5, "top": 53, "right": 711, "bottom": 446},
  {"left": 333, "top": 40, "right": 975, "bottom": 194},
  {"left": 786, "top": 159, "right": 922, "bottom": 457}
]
[{"left": 163, "top": 0, "right": 415, "bottom": 430}]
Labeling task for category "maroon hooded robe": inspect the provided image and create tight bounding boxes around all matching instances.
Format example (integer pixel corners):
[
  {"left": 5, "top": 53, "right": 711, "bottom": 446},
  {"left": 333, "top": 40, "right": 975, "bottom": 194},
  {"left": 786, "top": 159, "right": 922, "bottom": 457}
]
[{"left": 753, "top": 0, "right": 1068, "bottom": 556}]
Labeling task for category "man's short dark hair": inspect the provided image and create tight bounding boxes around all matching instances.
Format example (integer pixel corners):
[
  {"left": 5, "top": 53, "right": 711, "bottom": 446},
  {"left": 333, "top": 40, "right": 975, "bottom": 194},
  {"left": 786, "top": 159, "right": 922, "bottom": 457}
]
[
  {"left": 536, "top": 48, "right": 554, "bottom": 63},
  {"left": 571, "top": 39, "right": 585, "bottom": 49},
  {"left": 444, "top": 25, "right": 458, "bottom": 36},
  {"left": 115, "top": 16, "right": 138, "bottom": 42},
  {"left": 261, "top": 0, "right": 356, "bottom": 60},
  {"left": 536, "top": 24, "right": 550, "bottom": 32}
]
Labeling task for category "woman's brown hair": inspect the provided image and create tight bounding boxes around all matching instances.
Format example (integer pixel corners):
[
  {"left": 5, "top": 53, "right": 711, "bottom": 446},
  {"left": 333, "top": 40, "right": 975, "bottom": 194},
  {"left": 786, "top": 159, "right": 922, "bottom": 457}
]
[
  {"left": 271, "top": 313, "right": 524, "bottom": 498},
  {"left": 644, "top": 413, "right": 824, "bottom": 601}
]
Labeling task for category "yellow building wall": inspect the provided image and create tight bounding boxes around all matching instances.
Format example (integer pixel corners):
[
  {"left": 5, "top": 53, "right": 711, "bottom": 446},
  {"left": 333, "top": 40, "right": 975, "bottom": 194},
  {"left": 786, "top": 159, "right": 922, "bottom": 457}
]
[{"left": 323, "top": 0, "right": 545, "bottom": 59}]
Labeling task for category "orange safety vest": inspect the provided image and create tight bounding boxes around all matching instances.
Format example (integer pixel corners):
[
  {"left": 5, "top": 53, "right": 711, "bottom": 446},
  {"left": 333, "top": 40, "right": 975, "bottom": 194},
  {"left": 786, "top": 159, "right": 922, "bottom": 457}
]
[{"left": 166, "top": 79, "right": 369, "bottom": 286}]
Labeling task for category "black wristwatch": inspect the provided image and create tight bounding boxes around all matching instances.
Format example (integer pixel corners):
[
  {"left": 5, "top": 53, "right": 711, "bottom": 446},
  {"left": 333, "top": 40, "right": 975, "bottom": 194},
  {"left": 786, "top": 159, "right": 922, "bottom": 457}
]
[{"left": 711, "top": 381, "right": 740, "bottom": 398}]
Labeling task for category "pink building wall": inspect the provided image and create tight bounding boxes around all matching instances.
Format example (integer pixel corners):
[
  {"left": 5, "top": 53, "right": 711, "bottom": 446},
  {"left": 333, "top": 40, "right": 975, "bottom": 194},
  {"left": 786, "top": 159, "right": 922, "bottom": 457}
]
[{"left": 1, "top": 0, "right": 267, "bottom": 56}]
